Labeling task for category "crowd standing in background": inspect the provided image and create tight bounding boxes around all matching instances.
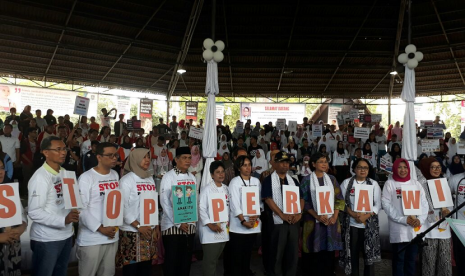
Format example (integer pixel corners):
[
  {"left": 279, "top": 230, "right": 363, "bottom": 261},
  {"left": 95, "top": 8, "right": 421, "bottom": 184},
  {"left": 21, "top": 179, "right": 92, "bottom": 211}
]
[{"left": 0, "top": 104, "right": 464, "bottom": 276}]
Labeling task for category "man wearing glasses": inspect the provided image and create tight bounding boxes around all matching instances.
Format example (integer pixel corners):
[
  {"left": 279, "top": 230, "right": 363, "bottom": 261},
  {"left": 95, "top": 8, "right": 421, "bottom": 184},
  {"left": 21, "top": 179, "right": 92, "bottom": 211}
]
[
  {"left": 28, "top": 136, "right": 80, "bottom": 276},
  {"left": 77, "top": 142, "right": 120, "bottom": 276}
]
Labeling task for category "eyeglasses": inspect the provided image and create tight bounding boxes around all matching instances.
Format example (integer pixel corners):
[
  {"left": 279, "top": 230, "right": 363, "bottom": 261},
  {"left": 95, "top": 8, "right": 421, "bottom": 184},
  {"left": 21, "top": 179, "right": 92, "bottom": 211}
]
[
  {"left": 46, "top": 147, "right": 69, "bottom": 153},
  {"left": 356, "top": 166, "right": 369, "bottom": 171},
  {"left": 430, "top": 166, "right": 442, "bottom": 170},
  {"left": 316, "top": 160, "right": 328, "bottom": 164},
  {"left": 101, "top": 153, "right": 119, "bottom": 159}
]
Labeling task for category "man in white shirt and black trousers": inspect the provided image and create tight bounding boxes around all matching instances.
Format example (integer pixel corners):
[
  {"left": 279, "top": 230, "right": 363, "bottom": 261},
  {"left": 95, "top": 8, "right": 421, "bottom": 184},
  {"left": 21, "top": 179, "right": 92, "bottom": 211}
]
[
  {"left": 28, "top": 136, "right": 80, "bottom": 276},
  {"left": 77, "top": 142, "right": 120, "bottom": 276},
  {"left": 160, "top": 147, "right": 197, "bottom": 276},
  {"left": 261, "top": 151, "right": 304, "bottom": 276}
]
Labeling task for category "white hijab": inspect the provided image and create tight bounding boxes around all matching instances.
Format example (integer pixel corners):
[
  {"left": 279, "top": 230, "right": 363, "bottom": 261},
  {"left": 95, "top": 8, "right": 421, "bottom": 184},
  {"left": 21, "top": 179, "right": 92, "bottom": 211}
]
[
  {"left": 252, "top": 149, "right": 268, "bottom": 174},
  {"left": 218, "top": 141, "right": 229, "bottom": 156}
]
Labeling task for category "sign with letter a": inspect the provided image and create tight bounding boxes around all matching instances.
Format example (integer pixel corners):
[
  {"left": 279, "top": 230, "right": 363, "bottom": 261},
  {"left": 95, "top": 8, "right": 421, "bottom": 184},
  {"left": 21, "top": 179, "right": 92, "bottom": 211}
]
[
  {"left": 242, "top": 186, "right": 260, "bottom": 216},
  {"left": 427, "top": 178, "right": 453, "bottom": 208},
  {"left": 140, "top": 191, "right": 159, "bottom": 226},
  {"left": 316, "top": 186, "right": 334, "bottom": 216},
  {"left": 0, "top": 183, "right": 22, "bottom": 228},
  {"left": 401, "top": 185, "right": 422, "bottom": 216},
  {"left": 103, "top": 189, "right": 124, "bottom": 227},
  {"left": 208, "top": 193, "right": 229, "bottom": 223},
  {"left": 353, "top": 185, "right": 373, "bottom": 213},
  {"left": 60, "top": 170, "right": 83, "bottom": 209},
  {"left": 282, "top": 186, "right": 301, "bottom": 214}
]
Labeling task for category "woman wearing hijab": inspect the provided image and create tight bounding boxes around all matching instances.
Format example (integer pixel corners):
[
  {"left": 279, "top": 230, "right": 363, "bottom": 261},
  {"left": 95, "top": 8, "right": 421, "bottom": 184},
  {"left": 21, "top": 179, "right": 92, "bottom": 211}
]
[
  {"left": 446, "top": 154, "right": 464, "bottom": 179},
  {"left": 252, "top": 149, "right": 268, "bottom": 178},
  {"left": 154, "top": 148, "right": 172, "bottom": 193},
  {"left": 0, "top": 159, "right": 28, "bottom": 276},
  {"left": 382, "top": 158, "right": 428, "bottom": 276},
  {"left": 222, "top": 152, "right": 233, "bottom": 171},
  {"left": 300, "top": 153, "right": 344, "bottom": 276},
  {"left": 333, "top": 141, "right": 350, "bottom": 184},
  {"left": 118, "top": 148, "right": 160, "bottom": 275},
  {"left": 391, "top": 121, "right": 403, "bottom": 141},
  {"left": 340, "top": 158, "right": 382, "bottom": 276},
  {"left": 447, "top": 138, "right": 457, "bottom": 159},
  {"left": 300, "top": 156, "right": 312, "bottom": 179},
  {"left": 319, "top": 144, "right": 332, "bottom": 164},
  {"left": 188, "top": 145, "right": 203, "bottom": 192},
  {"left": 117, "top": 135, "right": 133, "bottom": 161},
  {"left": 362, "top": 142, "right": 377, "bottom": 170},
  {"left": 218, "top": 135, "right": 230, "bottom": 158},
  {"left": 284, "top": 139, "right": 298, "bottom": 157},
  {"left": 418, "top": 157, "right": 453, "bottom": 276}
]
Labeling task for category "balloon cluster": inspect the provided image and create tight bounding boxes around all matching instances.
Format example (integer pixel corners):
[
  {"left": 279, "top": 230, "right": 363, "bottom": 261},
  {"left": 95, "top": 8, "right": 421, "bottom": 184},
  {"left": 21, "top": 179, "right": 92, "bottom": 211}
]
[
  {"left": 398, "top": 44, "right": 424, "bottom": 69},
  {"left": 202, "top": 38, "right": 225, "bottom": 63}
]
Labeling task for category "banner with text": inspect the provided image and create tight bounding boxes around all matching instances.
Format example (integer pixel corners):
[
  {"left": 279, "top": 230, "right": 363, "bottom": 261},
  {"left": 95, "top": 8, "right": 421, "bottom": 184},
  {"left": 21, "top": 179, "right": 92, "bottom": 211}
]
[
  {"left": 140, "top": 99, "right": 153, "bottom": 134},
  {"left": 117, "top": 96, "right": 131, "bottom": 118},
  {"left": 240, "top": 103, "right": 306, "bottom": 125},
  {"left": 186, "top": 102, "right": 198, "bottom": 121}
]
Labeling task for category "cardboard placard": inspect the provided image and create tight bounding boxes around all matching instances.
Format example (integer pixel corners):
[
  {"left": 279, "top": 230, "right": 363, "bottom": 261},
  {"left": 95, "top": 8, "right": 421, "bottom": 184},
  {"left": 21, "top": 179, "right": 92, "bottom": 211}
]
[
  {"left": 288, "top": 121, "right": 297, "bottom": 133},
  {"left": 103, "top": 189, "right": 124, "bottom": 227},
  {"left": 353, "top": 185, "right": 374, "bottom": 213},
  {"left": 349, "top": 109, "right": 359, "bottom": 120},
  {"left": 336, "top": 115, "right": 344, "bottom": 126},
  {"left": 457, "top": 142, "right": 465, "bottom": 155},
  {"left": 189, "top": 126, "right": 204, "bottom": 140},
  {"left": 427, "top": 178, "right": 453, "bottom": 208},
  {"left": 127, "top": 119, "right": 141, "bottom": 131},
  {"left": 236, "top": 122, "right": 244, "bottom": 134},
  {"left": 315, "top": 186, "right": 334, "bottom": 216},
  {"left": 401, "top": 185, "right": 422, "bottom": 216},
  {"left": 73, "top": 96, "right": 90, "bottom": 116},
  {"left": 312, "top": 124, "right": 323, "bottom": 137},
  {"left": 276, "top": 119, "right": 287, "bottom": 131},
  {"left": 241, "top": 186, "right": 260, "bottom": 216},
  {"left": 60, "top": 170, "right": 83, "bottom": 209},
  {"left": 282, "top": 185, "right": 301, "bottom": 214},
  {"left": 421, "top": 139, "right": 440, "bottom": 153},
  {"left": 427, "top": 127, "right": 443, "bottom": 139},
  {"left": 208, "top": 193, "right": 229, "bottom": 223},
  {"left": 0, "top": 183, "right": 22, "bottom": 228},
  {"left": 354, "top": 127, "right": 370, "bottom": 139},
  {"left": 354, "top": 104, "right": 367, "bottom": 110},
  {"left": 371, "top": 114, "right": 382, "bottom": 123},
  {"left": 172, "top": 185, "right": 198, "bottom": 224},
  {"left": 140, "top": 191, "right": 159, "bottom": 226},
  {"left": 380, "top": 157, "right": 393, "bottom": 173},
  {"left": 420, "top": 120, "right": 433, "bottom": 128}
]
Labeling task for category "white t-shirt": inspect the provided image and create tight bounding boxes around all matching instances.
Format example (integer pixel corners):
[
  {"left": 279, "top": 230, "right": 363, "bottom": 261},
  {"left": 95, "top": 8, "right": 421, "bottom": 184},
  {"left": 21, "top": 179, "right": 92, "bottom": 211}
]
[
  {"left": 0, "top": 135, "right": 20, "bottom": 162},
  {"left": 100, "top": 115, "right": 111, "bottom": 127},
  {"left": 120, "top": 172, "right": 157, "bottom": 232},
  {"left": 229, "top": 176, "right": 262, "bottom": 234},
  {"left": 340, "top": 178, "right": 382, "bottom": 229},
  {"left": 35, "top": 117, "right": 47, "bottom": 131},
  {"left": 80, "top": 139, "right": 92, "bottom": 156},
  {"left": 199, "top": 182, "right": 230, "bottom": 244},
  {"left": 332, "top": 150, "right": 349, "bottom": 166},
  {"left": 28, "top": 164, "right": 73, "bottom": 242},
  {"left": 77, "top": 168, "right": 120, "bottom": 246},
  {"left": 376, "top": 135, "right": 387, "bottom": 151}
]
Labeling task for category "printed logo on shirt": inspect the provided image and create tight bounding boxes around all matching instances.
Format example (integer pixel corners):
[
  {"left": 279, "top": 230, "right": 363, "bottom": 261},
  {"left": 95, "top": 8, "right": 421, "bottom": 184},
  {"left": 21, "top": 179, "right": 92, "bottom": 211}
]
[
  {"left": 137, "top": 183, "right": 156, "bottom": 192},
  {"left": 54, "top": 179, "right": 63, "bottom": 198},
  {"left": 99, "top": 180, "right": 119, "bottom": 196},
  {"left": 396, "top": 188, "right": 402, "bottom": 199},
  {"left": 350, "top": 188, "right": 355, "bottom": 197},
  {"left": 176, "top": 181, "right": 195, "bottom": 186}
]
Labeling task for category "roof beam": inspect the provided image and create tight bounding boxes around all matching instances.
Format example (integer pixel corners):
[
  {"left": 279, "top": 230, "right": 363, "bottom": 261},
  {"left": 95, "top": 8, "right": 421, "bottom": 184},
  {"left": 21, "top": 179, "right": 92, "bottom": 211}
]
[
  {"left": 277, "top": 0, "right": 300, "bottom": 91},
  {"left": 100, "top": 0, "right": 167, "bottom": 81},
  {"left": 43, "top": 0, "right": 77, "bottom": 81},
  {"left": 323, "top": 0, "right": 378, "bottom": 92},
  {"left": 431, "top": 0, "right": 465, "bottom": 86},
  {"left": 146, "top": 66, "right": 174, "bottom": 91}
]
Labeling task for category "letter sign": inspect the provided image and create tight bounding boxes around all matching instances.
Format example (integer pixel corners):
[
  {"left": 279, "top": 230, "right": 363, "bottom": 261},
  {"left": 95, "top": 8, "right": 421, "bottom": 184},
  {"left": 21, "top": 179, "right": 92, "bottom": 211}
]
[
  {"left": 140, "top": 191, "right": 158, "bottom": 226},
  {"left": 316, "top": 186, "right": 334, "bottom": 216},
  {"left": 60, "top": 170, "right": 83, "bottom": 209},
  {"left": 401, "top": 185, "right": 422, "bottom": 216},
  {"left": 427, "top": 178, "right": 453, "bottom": 208},
  {"left": 103, "top": 189, "right": 124, "bottom": 226},
  {"left": 282, "top": 186, "right": 301, "bottom": 214},
  {"left": 241, "top": 186, "right": 260, "bottom": 216},
  {"left": 208, "top": 193, "right": 229, "bottom": 223},
  {"left": 353, "top": 185, "right": 374, "bottom": 213},
  {"left": 0, "top": 183, "right": 22, "bottom": 228}
]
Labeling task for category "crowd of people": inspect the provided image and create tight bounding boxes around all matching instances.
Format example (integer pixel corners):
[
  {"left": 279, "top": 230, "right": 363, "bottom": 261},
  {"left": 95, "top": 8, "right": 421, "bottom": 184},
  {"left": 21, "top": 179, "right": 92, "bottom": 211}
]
[{"left": 0, "top": 105, "right": 464, "bottom": 276}]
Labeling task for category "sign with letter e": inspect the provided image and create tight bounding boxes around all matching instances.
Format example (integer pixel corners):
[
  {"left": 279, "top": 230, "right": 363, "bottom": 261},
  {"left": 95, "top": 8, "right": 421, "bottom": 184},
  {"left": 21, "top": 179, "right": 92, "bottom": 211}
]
[{"left": 241, "top": 186, "right": 260, "bottom": 216}]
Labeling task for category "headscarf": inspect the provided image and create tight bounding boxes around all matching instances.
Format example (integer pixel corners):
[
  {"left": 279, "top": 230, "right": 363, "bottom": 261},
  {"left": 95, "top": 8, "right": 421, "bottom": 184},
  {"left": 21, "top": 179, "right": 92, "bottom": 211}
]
[
  {"left": 218, "top": 141, "right": 229, "bottom": 156},
  {"left": 448, "top": 155, "right": 465, "bottom": 175},
  {"left": 190, "top": 145, "right": 201, "bottom": 167},
  {"left": 419, "top": 157, "right": 441, "bottom": 180},
  {"left": 123, "top": 148, "right": 153, "bottom": 178},
  {"left": 218, "top": 134, "right": 227, "bottom": 143},
  {"left": 363, "top": 142, "right": 372, "bottom": 155},
  {"left": 252, "top": 149, "right": 268, "bottom": 174},
  {"left": 178, "top": 119, "right": 185, "bottom": 129},
  {"left": 120, "top": 136, "right": 133, "bottom": 149},
  {"left": 439, "top": 138, "right": 449, "bottom": 154},
  {"left": 448, "top": 138, "right": 457, "bottom": 156},
  {"left": 336, "top": 141, "right": 345, "bottom": 154},
  {"left": 392, "top": 158, "right": 410, "bottom": 182},
  {"left": 156, "top": 147, "right": 170, "bottom": 167},
  {"left": 389, "top": 143, "right": 401, "bottom": 163},
  {"left": 222, "top": 152, "right": 233, "bottom": 169}
]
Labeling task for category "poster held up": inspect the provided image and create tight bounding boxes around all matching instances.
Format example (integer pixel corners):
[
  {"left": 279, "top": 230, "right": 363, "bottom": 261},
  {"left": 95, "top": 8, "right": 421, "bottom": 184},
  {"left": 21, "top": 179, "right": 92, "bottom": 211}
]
[
  {"left": 103, "top": 189, "right": 124, "bottom": 227},
  {"left": 241, "top": 186, "right": 260, "bottom": 216},
  {"left": 140, "top": 191, "right": 159, "bottom": 226},
  {"left": 0, "top": 183, "right": 22, "bottom": 228},
  {"left": 208, "top": 193, "right": 229, "bottom": 223},
  {"left": 282, "top": 185, "right": 301, "bottom": 214},
  {"left": 315, "top": 186, "right": 334, "bottom": 216},
  {"left": 60, "top": 170, "right": 83, "bottom": 209}
]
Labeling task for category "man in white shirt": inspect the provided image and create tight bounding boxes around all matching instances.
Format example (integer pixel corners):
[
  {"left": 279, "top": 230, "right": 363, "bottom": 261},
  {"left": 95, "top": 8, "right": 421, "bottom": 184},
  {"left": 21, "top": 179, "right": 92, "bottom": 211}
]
[
  {"left": 28, "top": 136, "right": 80, "bottom": 276},
  {"left": 100, "top": 108, "right": 117, "bottom": 128},
  {"left": 77, "top": 142, "right": 120, "bottom": 276},
  {"left": 81, "top": 129, "right": 99, "bottom": 157},
  {"left": 0, "top": 124, "right": 20, "bottom": 164},
  {"left": 34, "top": 109, "right": 47, "bottom": 132}
]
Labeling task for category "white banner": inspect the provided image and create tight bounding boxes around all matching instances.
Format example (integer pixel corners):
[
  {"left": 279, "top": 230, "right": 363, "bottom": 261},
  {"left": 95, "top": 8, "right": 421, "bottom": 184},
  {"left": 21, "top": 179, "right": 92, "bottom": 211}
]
[
  {"left": 354, "top": 127, "right": 370, "bottom": 139},
  {"left": 241, "top": 186, "right": 260, "bottom": 216},
  {"left": 60, "top": 170, "right": 83, "bottom": 209},
  {"left": 208, "top": 193, "right": 229, "bottom": 223},
  {"left": 401, "top": 185, "right": 422, "bottom": 216},
  {"left": 139, "top": 191, "right": 159, "bottom": 226},
  {"left": 316, "top": 186, "right": 334, "bottom": 216},
  {"left": 0, "top": 183, "right": 22, "bottom": 228},
  {"left": 282, "top": 186, "right": 301, "bottom": 214},
  {"left": 427, "top": 178, "right": 453, "bottom": 208},
  {"left": 103, "top": 189, "right": 124, "bottom": 227},
  {"left": 353, "top": 185, "right": 374, "bottom": 213},
  {"left": 117, "top": 96, "right": 131, "bottom": 118},
  {"left": 421, "top": 139, "right": 440, "bottom": 153},
  {"left": 240, "top": 103, "right": 306, "bottom": 125},
  {"left": 189, "top": 126, "right": 204, "bottom": 140}
]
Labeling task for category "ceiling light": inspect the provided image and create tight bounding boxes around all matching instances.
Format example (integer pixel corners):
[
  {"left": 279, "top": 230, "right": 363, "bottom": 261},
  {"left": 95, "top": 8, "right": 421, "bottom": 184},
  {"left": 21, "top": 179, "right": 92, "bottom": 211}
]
[
  {"left": 177, "top": 66, "right": 186, "bottom": 74},
  {"left": 390, "top": 71, "right": 398, "bottom": 75}
]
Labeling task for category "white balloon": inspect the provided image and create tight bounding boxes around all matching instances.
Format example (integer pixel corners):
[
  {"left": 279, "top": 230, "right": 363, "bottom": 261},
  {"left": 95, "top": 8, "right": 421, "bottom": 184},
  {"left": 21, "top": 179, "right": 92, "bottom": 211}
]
[
  {"left": 213, "top": 51, "right": 224, "bottom": 62},
  {"left": 203, "top": 49, "right": 214, "bottom": 61},
  {"left": 407, "top": 59, "right": 418, "bottom": 69},
  {"left": 398, "top": 53, "right": 408, "bottom": 64},
  {"left": 415, "top": 51, "right": 424, "bottom": 62},
  {"left": 214, "top": 40, "right": 225, "bottom": 51},
  {"left": 405, "top": 44, "right": 417, "bottom": 54},
  {"left": 203, "top": 38, "right": 214, "bottom": 50}
]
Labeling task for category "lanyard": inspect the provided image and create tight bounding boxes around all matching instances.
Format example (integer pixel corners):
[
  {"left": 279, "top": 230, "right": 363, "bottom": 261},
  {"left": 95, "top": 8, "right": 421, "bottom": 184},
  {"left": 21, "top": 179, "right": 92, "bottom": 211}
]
[{"left": 240, "top": 176, "right": 250, "bottom": 187}]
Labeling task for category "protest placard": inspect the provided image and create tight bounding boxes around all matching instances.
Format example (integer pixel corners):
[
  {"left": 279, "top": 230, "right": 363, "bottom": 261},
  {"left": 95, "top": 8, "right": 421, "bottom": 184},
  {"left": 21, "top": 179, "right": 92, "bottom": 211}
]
[
  {"left": 427, "top": 178, "right": 453, "bottom": 208},
  {"left": 208, "top": 193, "right": 229, "bottom": 223},
  {"left": 420, "top": 120, "right": 433, "bottom": 128},
  {"left": 353, "top": 185, "right": 374, "bottom": 213},
  {"left": 189, "top": 126, "right": 204, "bottom": 140},
  {"left": 282, "top": 186, "right": 301, "bottom": 214},
  {"left": 60, "top": 170, "right": 83, "bottom": 209},
  {"left": 172, "top": 185, "right": 198, "bottom": 223},
  {"left": 421, "top": 139, "right": 440, "bottom": 152},
  {"left": 312, "top": 124, "right": 323, "bottom": 137},
  {"left": 276, "top": 119, "right": 287, "bottom": 130},
  {"left": 73, "top": 96, "right": 90, "bottom": 116},
  {"left": 236, "top": 121, "right": 244, "bottom": 134},
  {"left": 380, "top": 156, "right": 393, "bottom": 173},
  {"left": 458, "top": 142, "right": 465, "bottom": 154},
  {"left": 0, "top": 183, "right": 22, "bottom": 228},
  {"left": 401, "top": 185, "right": 422, "bottom": 216},
  {"left": 427, "top": 128, "right": 443, "bottom": 138},
  {"left": 371, "top": 114, "right": 382, "bottom": 123},
  {"left": 354, "top": 127, "right": 370, "bottom": 139},
  {"left": 241, "top": 186, "right": 260, "bottom": 216},
  {"left": 140, "top": 191, "right": 159, "bottom": 226},
  {"left": 103, "top": 189, "right": 124, "bottom": 227},
  {"left": 315, "top": 186, "right": 334, "bottom": 216}
]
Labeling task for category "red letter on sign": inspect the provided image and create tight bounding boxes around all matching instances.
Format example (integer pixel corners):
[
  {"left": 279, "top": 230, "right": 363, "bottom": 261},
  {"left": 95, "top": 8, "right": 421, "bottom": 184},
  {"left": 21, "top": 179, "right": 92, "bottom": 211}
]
[
  {"left": 246, "top": 193, "right": 257, "bottom": 215},
  {"left": 318, "top": 191, "right": 332, "bottom": 214},
  {"left": 63, "top": 178, "right": 78, "bottom": 208},
  {"left": 285, "top": 191, "right": 298, "bottom": 214},
  {"left": 0, "top": 186, "right": 16, "bottom": 219},
  {"left": 356, "top": 190, "right": 371, "bottom": 212},
  {"left": 107, "top": 190, "right": 121, "bottom": 219},
  {"left": 143, "top": 199, "right": 156, "bottom": 225},
  {"left": 434, "top": 180, "right": 446, "bottom": 202},
  {"left": 212, "top": 199, "right": 225, "bottom": 222},
  {"left": 402, "top": 190, "right": 420, "bottom": 210}
]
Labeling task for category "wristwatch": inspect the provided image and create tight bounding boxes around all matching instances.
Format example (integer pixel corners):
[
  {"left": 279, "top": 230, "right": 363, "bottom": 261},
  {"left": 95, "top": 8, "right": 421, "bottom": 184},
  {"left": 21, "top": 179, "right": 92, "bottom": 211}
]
[
  {"left": 136, "top": 224, "right": 140, "bottom": 229},
  {"left": 240, "top": 220, "right": 246, "bottom": 225}
]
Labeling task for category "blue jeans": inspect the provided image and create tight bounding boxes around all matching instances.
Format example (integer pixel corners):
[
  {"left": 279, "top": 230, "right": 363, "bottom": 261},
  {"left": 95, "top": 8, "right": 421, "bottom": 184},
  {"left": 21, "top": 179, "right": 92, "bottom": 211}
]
[
  {"left": 31, "top": 237, "right": 73, "bottom": 276},
  {"left": 391, "top": 242, "right": 418, "bottom": 276}
]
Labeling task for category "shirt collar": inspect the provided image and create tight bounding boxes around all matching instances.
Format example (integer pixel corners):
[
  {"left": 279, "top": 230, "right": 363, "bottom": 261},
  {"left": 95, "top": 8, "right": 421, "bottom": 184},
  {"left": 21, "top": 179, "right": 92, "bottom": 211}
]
[
  {"left": 43, "top": 162, "right": 64, "bottom": 175},
  {"left": 173, "top": 166, "right": 187, "bottom": 175}
]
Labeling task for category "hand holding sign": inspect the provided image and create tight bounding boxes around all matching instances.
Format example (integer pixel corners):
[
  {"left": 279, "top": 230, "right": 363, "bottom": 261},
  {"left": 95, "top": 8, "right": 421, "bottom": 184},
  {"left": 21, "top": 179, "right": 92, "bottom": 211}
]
[
  {"left": 353, "top": 185, "right": 374, "bottom": 213},
  {"left": 427, "top": 178, "right": 453, "bottom": 208},
  {"left": 315, "top": 186, "right": 334, "bottom": 217}
]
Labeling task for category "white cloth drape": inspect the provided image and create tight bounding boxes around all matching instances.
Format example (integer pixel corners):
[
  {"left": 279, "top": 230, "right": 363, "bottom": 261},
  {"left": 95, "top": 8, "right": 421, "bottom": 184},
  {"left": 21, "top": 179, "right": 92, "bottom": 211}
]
[
  {"left": 201, "top": 60, "right": 219, "bottom": 193},
  {"left": 400, "top": 66, "right": 418, "bottom": 180}
]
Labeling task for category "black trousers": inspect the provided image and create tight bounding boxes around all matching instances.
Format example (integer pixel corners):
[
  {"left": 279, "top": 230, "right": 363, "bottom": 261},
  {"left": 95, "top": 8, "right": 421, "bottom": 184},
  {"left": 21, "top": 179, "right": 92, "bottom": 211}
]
[
  {"left": 349, "top": 226, "right": 375, "bottom": 276},
  {"left": 122, "top": 260, "right": 152, "bottom": 276},
  {"left": 302, "top": 250, "right": 335, "bottom": 276},
  {"left": 229, "top": 232, "right": 257, "bottom": 276},
  {"left": 269, "top": 223, "right": 299, "bottom": 276},
  {"left": 162, "top": 234, "right": 195, "bottom": 276}
]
